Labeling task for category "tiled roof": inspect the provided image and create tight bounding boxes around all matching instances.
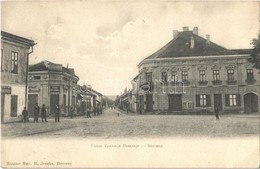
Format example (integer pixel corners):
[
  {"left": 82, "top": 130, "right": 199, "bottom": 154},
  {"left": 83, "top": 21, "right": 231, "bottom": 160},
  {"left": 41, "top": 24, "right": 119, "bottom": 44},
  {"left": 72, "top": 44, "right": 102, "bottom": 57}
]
[
  {"left": 29, "top": 60, "right": 78, "bottom": 77},
  {"left": 144, "top": 31, "right": 244, "bottom": 60},
  {"left": 1, "top": 31, "right": 36, "bottom": 46}
]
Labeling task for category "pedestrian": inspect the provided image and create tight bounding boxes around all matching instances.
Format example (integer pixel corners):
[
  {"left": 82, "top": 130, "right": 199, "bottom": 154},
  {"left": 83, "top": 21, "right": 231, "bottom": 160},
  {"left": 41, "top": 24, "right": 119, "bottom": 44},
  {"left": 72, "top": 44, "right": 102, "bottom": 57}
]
[
  {"left": 33, "top": 103, "right": 40, "bottom": 123},
  {"left": 69, "top": 106, "right": 74, "bottom": 119},
  {"left": 41, "top": 104, "right": 48, "bottom": 122},
  {"left": 55, "top": 104, "right": 60, "bottom": 122},
  {"left": 215, "top": 108, "right": 220, "bottom": 120},
  {"left": 22, "top": 107, "right": 28, "bottom": 123},
  {"left": 87, "top": 107, "right": 91, "bottom": 118},
  {"left": 93, "top": 107, "right": 96, "bottom": 116}
]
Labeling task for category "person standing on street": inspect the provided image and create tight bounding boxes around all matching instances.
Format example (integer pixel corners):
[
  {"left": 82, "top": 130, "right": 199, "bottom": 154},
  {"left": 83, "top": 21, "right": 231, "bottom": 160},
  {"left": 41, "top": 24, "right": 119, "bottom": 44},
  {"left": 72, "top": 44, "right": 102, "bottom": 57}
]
[
  {"left": 215, "top": 108, "right": 220, "bottom": 120},
  {"left": 87, "top": 107, "right": 91, "bottom": 118},
  {"left": 22, "top": 107, "right": 28, "bottom": 123},
  {"left": 55, "top": 104, "right": 60, "bottom": 122},
  {"left": 41, "top": 104, "right": 48, "bottom": 122},
  {"left": 69, "top": 106, "right": 74, "bottom": 119},
  {"left": 33, "top": 103, "right": 40, "bottom": 123}
]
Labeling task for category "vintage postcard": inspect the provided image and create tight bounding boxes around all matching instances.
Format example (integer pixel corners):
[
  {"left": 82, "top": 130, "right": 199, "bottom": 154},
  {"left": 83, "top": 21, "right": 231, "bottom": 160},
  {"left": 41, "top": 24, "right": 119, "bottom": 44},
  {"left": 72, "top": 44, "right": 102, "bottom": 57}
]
[{"left": 1, "top": 0, "right": 259, "bottom": 168}]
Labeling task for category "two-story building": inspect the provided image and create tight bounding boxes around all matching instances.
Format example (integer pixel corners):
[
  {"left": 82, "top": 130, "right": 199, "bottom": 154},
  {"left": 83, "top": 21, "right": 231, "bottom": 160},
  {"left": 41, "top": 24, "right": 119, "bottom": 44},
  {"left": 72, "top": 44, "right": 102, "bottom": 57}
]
[
  {"left": 1, "top": 31, "right": 35, "bottom": 122},
  {"left": 133, "top": 27, "right": 259, "bottom": 114},
  {"left": 28, "top": 60, "right": 79, "bottom": 116}
]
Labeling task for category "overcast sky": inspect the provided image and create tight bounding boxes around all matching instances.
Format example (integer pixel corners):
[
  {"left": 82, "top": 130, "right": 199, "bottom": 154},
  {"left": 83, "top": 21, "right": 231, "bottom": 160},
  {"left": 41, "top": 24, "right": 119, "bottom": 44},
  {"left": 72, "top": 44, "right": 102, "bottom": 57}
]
[{"left": 1, "top": 1, "right": 259, "bottom": 96}]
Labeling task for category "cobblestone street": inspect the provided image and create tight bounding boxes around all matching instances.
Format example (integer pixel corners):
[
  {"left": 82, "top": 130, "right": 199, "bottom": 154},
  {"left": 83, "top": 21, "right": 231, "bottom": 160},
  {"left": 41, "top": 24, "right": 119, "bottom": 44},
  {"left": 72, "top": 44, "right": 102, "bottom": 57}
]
[{"left": 1, "top": 109, "right": 259, "bottom": 138}]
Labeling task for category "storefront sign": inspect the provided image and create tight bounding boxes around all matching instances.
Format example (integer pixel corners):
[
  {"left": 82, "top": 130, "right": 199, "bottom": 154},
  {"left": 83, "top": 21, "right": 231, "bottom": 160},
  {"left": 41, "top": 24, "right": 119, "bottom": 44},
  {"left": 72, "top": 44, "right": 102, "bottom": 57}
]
[
  {"left": 50, "top": 86, "right": 60, "bottom": 93},
  {"left": 1, "top": 86, "right": 11, "bottom": 94}
]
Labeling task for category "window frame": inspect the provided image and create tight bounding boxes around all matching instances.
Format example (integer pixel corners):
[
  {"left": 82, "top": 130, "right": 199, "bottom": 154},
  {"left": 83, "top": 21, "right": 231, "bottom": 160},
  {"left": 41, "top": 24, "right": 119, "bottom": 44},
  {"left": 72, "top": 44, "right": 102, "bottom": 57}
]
[
  {"left": 145, "top": 72, "right": 152, "bottom": 83},
  {"left": 11, "top": 51, "right": 18, "bottom": 74},
  {"left": 199, "top": 70, "right": 206, "bottom": 81},
  {"left": 227, "top": 69, "right": 234, "bottom": 81},
  {"left": 182, "top": 71, "right": 188, "bottom": 82},
  {"left": 213, "top": 70, "right": 220, "bottom": 81},
  {"left": 161, "top": 72, "right": 167, "bottom": 83},
  {"left": 246, "top": 69, "right": 254, "bottom": 81},
  {"left": 171, "top": 71, "right": 178, "bottom": 83}
]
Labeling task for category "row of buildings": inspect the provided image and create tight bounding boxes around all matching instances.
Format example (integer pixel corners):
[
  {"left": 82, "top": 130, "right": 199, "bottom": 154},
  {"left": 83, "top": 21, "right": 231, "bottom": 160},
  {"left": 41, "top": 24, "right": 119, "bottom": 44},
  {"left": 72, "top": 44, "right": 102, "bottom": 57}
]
[
  {"left": 1, "top": 31, "right": 103, "bottom": 122},
  {"left": 117, "top": 26, "right": 259, "bottom": 114}
]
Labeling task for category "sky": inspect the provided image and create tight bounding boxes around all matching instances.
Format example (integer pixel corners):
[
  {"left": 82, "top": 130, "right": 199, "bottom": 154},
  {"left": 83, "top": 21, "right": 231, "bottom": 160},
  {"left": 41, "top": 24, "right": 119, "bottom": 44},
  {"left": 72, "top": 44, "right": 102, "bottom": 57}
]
[{"left": 1, "top": 1, "right": 259, "bottom": 96}]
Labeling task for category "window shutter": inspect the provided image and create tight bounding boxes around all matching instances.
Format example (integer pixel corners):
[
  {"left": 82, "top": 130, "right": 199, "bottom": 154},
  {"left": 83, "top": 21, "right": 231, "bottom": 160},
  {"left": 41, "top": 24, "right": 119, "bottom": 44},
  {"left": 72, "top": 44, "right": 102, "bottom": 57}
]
[
  {"left": 237, "top": 94, "right": 241, "bottom": 106},
  {"left": 225, "top": 94, "right": 229, "bottom": 106},
  {"left": 196, "top": 95, "right": 200, "bottom": 107},
  {"left": 206, "top": 95, "right": 211, "bottom": 107}
]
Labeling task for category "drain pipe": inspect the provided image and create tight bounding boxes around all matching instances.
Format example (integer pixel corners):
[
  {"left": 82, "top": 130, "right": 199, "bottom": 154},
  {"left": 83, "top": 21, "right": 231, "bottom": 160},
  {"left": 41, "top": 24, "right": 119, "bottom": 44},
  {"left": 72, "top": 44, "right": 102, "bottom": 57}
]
[{"left": 25, "top": 44, "right": 36, "bottom": 108}]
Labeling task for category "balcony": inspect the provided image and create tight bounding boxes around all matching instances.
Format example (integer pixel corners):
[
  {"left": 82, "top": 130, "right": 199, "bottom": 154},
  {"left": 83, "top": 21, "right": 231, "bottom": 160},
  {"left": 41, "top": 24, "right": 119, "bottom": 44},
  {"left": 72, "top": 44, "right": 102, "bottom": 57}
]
[
  {"left": 198, "top": 81, "right": 208, "bottom": 86},
  {"left": 245, "top": 79, "right": 256, "bottom": 85},
  {"left": 182, "top": 80, "right": 190, "bottom": 86},
  {"left": 226, "top": 80, "right": 237, "bottom": 85},
  {"left": 212, "top": 80, "right": 222, "bottom": 85}
]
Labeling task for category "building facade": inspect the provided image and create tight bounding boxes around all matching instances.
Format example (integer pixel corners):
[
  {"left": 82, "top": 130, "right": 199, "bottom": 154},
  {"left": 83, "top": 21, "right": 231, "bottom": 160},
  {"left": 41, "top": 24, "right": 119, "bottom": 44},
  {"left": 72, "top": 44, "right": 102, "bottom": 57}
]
[
  {"left": 1, "top": 31, "right": 35, "bottom": 121},
  {"left": 28, "top": 60, "right": 79, "bottom": 116},
  {"left": 132, "top": 27, "right": 259, "bottom": 114}
]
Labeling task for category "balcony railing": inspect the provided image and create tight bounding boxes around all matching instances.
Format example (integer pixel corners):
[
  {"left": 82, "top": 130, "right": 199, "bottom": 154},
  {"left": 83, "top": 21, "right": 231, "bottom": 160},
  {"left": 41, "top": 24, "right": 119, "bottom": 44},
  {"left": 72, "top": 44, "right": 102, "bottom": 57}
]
[
  {"left": 226, "top": 80, "right": 237, "bottom": 85},
  {"left": 198, "top": 81, "right": 208, "bottom": 86},
  {"left": 245, "top": 79, "right": 256, "bottom": 85},
  {"left": 212, "top": 80, "right": 222, "bottom": 85}
]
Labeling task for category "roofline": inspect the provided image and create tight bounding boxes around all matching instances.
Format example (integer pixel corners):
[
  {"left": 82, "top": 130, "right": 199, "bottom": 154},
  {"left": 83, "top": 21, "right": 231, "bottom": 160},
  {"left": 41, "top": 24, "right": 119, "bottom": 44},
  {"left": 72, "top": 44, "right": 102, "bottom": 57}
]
[
  {"left": 138, "top": 54, "right": 250, "bottom": 68},
  {"left": 1, "top": 31, "right": 36, "bottom": 46}
]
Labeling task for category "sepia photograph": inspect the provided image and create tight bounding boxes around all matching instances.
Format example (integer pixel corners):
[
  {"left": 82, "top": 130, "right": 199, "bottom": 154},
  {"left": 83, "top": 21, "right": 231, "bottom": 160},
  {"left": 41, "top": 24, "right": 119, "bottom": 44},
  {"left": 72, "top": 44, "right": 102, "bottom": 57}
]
[{"left": 1, "top": 0, "right": 259, "bottom": 168}]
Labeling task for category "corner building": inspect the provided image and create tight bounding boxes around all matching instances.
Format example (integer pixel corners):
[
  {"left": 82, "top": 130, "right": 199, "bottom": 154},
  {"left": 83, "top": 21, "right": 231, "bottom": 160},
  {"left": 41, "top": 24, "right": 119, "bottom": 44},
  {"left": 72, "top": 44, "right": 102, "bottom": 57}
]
[
  {"left": 1, "top": 31, "right": 35, "bottom": 121},
  {"left": 133, "top": 27, "right": 259, "bottom": 114},
  {"left": 28, "top": 60, "right": 79, "bottom": 116}
]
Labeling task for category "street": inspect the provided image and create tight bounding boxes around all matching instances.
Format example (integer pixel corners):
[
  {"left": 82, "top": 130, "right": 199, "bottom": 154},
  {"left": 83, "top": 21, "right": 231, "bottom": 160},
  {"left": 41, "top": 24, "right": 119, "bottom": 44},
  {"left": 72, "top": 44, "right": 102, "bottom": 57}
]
[{"left": 1, "top": 109, "right": 259, "bottom": 138}]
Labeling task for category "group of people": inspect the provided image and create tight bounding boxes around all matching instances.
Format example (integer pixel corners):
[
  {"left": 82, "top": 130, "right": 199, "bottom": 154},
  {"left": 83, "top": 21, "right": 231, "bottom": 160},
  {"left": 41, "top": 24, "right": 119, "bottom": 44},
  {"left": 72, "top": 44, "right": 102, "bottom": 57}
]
[
  {"left": 86, "top": 105, "right": 103, "bottom": 118},
  {"left": 22, "top": 103, "right": 61, "bottom": 123},
  {"left": 32, "top": 103, "right": 48, "bottom": 123}
]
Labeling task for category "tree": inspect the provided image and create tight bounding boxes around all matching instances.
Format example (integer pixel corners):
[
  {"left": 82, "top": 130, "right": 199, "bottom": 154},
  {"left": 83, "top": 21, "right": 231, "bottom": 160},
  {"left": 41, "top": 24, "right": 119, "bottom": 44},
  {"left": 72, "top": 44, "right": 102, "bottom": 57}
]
[{"left": 249, "top": 35, "right": 260, "bottom": 71}]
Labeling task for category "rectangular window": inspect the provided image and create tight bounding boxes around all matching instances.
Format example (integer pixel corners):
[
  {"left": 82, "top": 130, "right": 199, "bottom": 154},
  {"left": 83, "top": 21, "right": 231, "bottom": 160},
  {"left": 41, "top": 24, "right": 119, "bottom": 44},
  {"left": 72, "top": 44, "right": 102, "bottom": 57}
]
[
  {"left": 225, "top": 94, "right": 241, "bottom": 106},
  {"left": 200, "top": 95, "right": 207, "bottom": 106},
  {"left": 213, "top": 70, "right": 220, "bottom": 81},
  {"left": 196, "top": 94, "right": 211, "bottom": 107},
  {"left": 182, "top": 71, "right": 188, "bottom": 81},
  {"left": 33, "top": 76, "right": 41, "bottom": 80},
  {"left": 246, "top": 69, "right": 254, "bottom": 81},
  {"left": 11, "top": 51, "right": 18, "bottom": 74},
  {"left": 199, "top": 70, "right": 206, "bottom": 81},
  {"left": 146, "top": 72, "right": 152, "bottom": 82},
  {"left": 161, "top": 72, "right": 167, "bottom": 83},
  {"left": 1, "top": 49, "right": 3, "bottom": 72},
  {"left": 229, "top": 95, "right": 236, "bottom": 106},
  {"left": 171, "top": 71, "right": 178, "bottom": 82},
  {"left": 227, "top": 69, "right": 234, "bottom": 80}
]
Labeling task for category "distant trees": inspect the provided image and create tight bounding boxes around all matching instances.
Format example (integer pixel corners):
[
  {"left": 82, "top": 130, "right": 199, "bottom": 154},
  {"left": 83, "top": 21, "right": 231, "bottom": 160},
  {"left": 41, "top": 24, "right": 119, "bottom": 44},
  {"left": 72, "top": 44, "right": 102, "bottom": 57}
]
[{"left": 249, "top": 35, "right": 260, "bottom": 71}]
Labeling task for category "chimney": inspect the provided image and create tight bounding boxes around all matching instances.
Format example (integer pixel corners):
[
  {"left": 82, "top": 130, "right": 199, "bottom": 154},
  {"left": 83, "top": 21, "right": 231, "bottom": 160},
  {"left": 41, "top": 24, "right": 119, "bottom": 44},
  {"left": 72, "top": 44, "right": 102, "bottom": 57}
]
[
  {"left": 173, "top": 30, "right": 179, "bottom": 39},
  {"left": 193, "top": 26, "right": 198, "bottom": 35},
  {"left": 190, "top": 36, "right": 194, "bottom": 49},
  {"left": 206, "top": 34, "right": 210, "bottom": 45},
  {"left": 182, "top": 26, "right": 189, "bottom": 32}
]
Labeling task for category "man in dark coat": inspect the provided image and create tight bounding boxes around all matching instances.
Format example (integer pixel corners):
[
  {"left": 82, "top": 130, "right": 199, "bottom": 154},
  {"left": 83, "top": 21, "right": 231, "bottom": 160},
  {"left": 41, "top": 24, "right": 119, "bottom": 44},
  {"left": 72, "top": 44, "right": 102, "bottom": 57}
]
[
  {"left": 33, "top": 103, "right": 40, "bottom": 123},
  {"left": 41, "top": 104, "right": 47, "bottom": 122},
  {"left": 215, "top": 108, "right": 220, "bottom": 120},
  {"left": 55, "top": 104, "right": 60, "bottom": 122},
  {"left": 69, "top": 106, "right": 74, "bottom": 119},
  {"left": 87, "top": 107, "right": 91, "bottom": 118},
  {"left": 22, "top": 107, "right": 28, "bottom": 123}
]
